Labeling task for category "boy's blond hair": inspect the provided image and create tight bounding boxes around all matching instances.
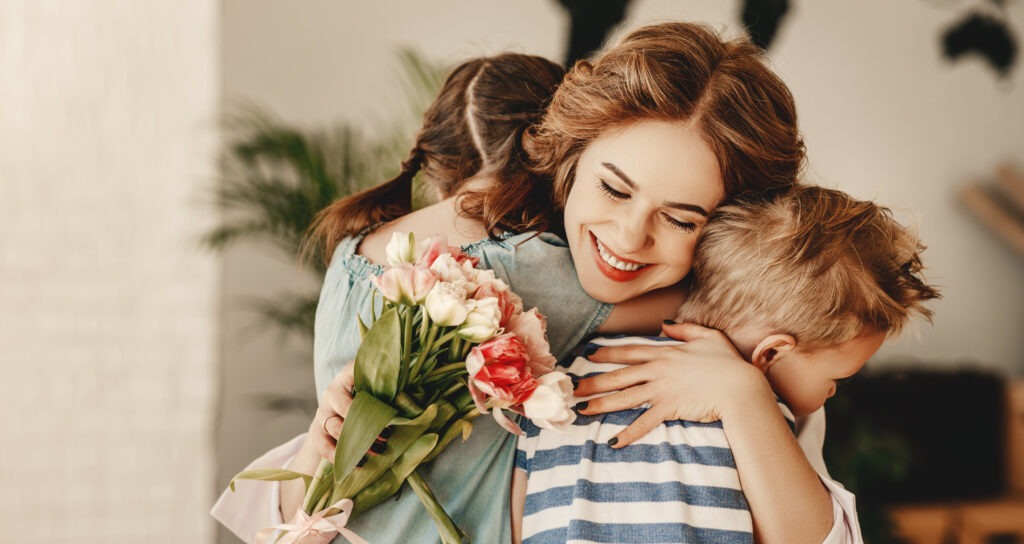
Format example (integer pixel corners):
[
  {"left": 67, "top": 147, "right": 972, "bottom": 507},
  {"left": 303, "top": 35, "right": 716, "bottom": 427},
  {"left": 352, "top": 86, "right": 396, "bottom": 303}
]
[{"left": 677, "top": 185, "right": 940, "bottom": 348}]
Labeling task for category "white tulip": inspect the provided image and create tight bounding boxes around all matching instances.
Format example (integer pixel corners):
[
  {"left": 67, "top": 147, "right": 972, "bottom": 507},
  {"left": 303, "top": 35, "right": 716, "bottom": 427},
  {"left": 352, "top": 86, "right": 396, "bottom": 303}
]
[
  {"left": 522, "top": 372, "right": 576, "bottom": 431},
  {"left": 424, "top": 282, "right": 469, "bottom": 327}
]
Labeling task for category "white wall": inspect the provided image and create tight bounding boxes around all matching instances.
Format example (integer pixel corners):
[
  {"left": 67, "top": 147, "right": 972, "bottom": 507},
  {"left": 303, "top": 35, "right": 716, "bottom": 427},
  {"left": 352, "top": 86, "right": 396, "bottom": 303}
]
[{"left": 0, "top": 1, "right": 220, "bottom": 543}]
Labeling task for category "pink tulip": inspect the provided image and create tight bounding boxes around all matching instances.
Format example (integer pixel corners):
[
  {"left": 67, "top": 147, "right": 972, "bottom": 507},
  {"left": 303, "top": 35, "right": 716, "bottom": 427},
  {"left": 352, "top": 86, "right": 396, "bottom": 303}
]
[
  {"left": 370, "top": 263, "right": 437, "bottom": 305},
  {"left": 505, "top": 309, "right": 556, "bottom": 375},
  {"left": 473, "top": 278, "right": 522, "bottom": 327},
  {"left": 466, "top": 334, "right": 537, "bottom": 409}
]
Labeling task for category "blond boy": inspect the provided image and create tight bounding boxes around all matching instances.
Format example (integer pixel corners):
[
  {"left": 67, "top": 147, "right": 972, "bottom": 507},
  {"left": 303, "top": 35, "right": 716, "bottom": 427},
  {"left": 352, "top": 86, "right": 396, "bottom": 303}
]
[{"left": 513, "top": 185, "right": 940, "bottom": 544}]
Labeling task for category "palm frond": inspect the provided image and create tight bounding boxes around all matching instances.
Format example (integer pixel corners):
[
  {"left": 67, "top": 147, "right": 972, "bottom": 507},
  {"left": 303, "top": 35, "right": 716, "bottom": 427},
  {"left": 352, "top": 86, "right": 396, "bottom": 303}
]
[{"left": 202, "top": 51, "right": 447, "bottom": 411}]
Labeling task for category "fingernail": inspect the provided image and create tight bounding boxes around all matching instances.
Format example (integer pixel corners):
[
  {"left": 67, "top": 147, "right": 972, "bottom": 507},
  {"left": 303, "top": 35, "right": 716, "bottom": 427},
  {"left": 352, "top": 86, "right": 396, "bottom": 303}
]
[
  {"left": 663, "top": 319, "right": 677, "bottom": 325},
  {"left": 356, "top": 455, "right": 367, "bottom": 468},
  {"left": 583, "top": 345, "right": 599, "bottom": 357},
  {"left": 570, "top": 376, "right": 580, "bottom": 389},
  {"left": 379, "top": 426, "right": 393, "bottom": 439},
  {"left": 607, "top": 437, "right": 619, "bottom": 447},
  {"left": 574, "top": 401, "right": 588, "bottom": 411},
  {"left": 369, "top": 441, "right": 387, "bottom": 454}
]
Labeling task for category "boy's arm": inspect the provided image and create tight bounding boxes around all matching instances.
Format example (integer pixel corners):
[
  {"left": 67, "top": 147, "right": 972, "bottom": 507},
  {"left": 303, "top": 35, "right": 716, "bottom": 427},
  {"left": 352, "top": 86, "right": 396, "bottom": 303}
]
[{"left": 510, "top": 469, "right": 527, "bottom": 544}]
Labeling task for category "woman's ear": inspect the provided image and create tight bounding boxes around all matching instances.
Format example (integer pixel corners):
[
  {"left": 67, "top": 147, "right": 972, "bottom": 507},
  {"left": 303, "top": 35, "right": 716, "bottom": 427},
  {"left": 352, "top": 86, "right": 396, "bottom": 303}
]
[{"left": 750, "top": 334, "right": 797, "bottom": 374}]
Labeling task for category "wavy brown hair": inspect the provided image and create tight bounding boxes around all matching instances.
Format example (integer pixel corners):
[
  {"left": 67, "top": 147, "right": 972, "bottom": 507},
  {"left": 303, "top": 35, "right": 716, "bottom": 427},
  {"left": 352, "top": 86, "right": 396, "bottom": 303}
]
[
  {"left": 531, "top": 21, "right": 806, "bottom": 209},
  {"left": 306, "top": 53, "right": 565, "bottom": 264},
  {"left": 678, "top": 185, "right": 941, "bottom": 346}
]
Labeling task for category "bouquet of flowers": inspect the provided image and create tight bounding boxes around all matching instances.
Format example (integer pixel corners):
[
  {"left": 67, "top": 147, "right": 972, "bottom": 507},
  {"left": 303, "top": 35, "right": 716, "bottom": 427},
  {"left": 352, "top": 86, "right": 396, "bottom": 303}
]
[{"left": 232, "top": 232, "right": 576, "bottom": 544}]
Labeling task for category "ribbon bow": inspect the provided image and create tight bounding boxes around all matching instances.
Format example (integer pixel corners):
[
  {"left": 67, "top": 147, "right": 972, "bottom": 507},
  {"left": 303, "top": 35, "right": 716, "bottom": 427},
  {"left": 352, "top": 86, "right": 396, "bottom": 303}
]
[{"left": 254, "top": 498, "right": 369, "bottom": 544}]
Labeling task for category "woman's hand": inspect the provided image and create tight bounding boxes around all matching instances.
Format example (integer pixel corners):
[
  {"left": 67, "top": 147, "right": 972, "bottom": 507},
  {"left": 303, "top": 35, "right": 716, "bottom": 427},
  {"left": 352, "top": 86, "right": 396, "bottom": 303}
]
[
  {"left": 308, "top": 363, "right": 355, "bottom": 460},
  {"left": 573, "top": 321, "right": 770, "bottom": 448}
]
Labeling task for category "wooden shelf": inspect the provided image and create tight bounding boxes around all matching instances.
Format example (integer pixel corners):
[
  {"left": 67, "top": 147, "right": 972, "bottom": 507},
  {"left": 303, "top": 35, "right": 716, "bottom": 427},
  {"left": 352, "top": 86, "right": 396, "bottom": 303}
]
[
  {"left": 959, "top": 163, "right": 1024, "bottom": 257},
  {"left": 890, "top": 498, "right": 1024, "bottom": 544}
]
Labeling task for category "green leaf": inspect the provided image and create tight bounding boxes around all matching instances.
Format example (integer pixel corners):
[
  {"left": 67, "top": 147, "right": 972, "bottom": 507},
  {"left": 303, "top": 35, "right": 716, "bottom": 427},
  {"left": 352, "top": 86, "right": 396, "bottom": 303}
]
[
  {"left": 353, "top": 307, "right": 401, "bottom": 396},
  {"left": 348, "top": 433, "right": 439, "bottom": 516},
  {"left": 333, "top": 393, "right": 399, "bottom": 484},
  {"left": 229, "top": 468, "right": 312, "bottom": 492},
  {"left": 332, "top": 403, "right": 438, "bottom": 503},
  {"left": 353, "top": 307, "right": 402, "bottom": 401},
  {"left": 357, "top": 314, "right": 369, "bottom": 339}
]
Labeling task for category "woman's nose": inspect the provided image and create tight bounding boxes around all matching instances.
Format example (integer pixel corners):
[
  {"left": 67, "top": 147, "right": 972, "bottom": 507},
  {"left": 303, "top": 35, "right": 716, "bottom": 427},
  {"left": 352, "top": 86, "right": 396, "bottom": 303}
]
[{"left": 612, "top": 214, "right": 650, "bottom": 254}]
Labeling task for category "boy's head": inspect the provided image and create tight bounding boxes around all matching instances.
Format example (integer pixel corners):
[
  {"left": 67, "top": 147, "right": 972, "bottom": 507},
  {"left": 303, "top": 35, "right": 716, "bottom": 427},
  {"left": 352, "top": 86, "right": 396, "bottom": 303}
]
[{"left": 676, "top": 184, "right": 940, "bottom": 416}]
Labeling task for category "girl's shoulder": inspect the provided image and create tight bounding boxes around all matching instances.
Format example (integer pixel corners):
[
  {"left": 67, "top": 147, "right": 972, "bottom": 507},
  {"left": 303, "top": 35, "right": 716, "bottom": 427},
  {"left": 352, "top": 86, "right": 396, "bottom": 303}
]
[{"left": 327, "top": 231, "right": 384, "bottom": 279}]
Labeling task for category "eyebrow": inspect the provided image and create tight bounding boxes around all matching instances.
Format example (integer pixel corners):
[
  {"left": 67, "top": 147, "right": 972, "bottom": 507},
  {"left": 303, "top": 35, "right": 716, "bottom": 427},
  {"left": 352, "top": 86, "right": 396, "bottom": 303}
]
[{"left": 601, "top": 162, "right": 710, "bottom": 217}]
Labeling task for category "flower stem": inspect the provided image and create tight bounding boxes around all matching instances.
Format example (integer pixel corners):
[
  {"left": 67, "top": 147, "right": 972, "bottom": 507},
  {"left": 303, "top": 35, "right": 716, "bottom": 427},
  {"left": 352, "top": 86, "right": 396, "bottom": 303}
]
[
  {"left": 301, "top": 459, "right": 333, "bottom": 515},
  {"left": 406, "top": 470, "right": 469, "bottom": 544}
]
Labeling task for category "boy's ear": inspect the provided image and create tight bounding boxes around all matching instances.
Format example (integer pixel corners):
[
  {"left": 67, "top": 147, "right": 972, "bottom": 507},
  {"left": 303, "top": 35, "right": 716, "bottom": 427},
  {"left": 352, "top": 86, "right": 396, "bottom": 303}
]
[{"left": 751, "top": 334, "right": 797, "bottom": 374}]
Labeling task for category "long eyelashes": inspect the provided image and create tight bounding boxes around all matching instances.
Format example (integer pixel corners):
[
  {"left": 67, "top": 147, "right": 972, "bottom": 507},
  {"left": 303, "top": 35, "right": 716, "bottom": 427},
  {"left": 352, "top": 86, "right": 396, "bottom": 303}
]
[
  {"left": 664, "top": 214, "right": 697, "bottom": 232},
  {"left": 597, "top": 179, "right": 697, "bottom": 232},
  {"left": 597, "top": 180, "right": 629, "bottom": 200}
]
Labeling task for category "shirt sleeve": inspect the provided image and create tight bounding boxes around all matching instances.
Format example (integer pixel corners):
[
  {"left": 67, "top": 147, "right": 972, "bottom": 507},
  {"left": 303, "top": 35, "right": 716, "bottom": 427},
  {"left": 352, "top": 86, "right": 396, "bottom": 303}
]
[
  {"left": 794, "top": 408, "right": 865, "bottom": 544},
  {"left": 210, "top": 433, "right": 306, "bottom": 543}
]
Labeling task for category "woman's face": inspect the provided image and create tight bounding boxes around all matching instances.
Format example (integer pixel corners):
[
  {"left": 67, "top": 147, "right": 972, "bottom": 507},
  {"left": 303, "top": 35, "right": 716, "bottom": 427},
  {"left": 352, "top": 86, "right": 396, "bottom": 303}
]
[{"left": 563, "top": 120, "right": 725, "bottom": 304}]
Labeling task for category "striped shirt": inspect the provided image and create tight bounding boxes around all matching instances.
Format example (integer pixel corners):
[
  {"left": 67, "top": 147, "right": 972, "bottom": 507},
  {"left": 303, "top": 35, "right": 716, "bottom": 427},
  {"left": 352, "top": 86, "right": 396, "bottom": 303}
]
[{"left": 516, "top": 336, "right": 796, "bottom": 544}]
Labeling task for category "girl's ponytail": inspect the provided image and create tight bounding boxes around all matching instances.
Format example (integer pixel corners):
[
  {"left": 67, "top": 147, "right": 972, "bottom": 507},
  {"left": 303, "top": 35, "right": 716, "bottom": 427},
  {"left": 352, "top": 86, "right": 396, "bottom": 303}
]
[{"left": 304, "top": 147, "right": 423, "bottom": 265}]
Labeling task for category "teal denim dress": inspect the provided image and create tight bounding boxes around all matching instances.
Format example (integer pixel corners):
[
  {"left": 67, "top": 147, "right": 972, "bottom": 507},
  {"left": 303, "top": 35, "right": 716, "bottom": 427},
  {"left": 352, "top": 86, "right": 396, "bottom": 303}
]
[{"left": 313, "top": 231, "right": 612, "bottom": 544}]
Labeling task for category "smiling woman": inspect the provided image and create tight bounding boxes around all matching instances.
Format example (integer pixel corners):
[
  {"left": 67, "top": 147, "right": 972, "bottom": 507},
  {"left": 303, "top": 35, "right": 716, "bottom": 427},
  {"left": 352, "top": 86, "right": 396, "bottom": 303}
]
[{"left": 563, "top": 120, "right": 725, "bottom": 303}]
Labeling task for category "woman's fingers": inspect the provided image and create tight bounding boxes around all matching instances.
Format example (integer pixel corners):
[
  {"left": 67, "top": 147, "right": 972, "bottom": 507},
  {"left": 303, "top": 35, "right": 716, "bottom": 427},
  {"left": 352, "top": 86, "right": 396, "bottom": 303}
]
[
  {"left": 310, "top": 408, "right": 338, "bottom": 460},
  {"left": 323, "top": 364, "right": 356, "bottom": 416},
  {"left": 322, "top": 414, "right": 344, "bottom": 439},
  {"left": 586, "top": 343, "right": 679, "bottom": 365},
  {"left": 573, "top": 364, "right": 655, "bottom": 397},
  {"left": 607, "top": 407, "right": 668, "bottom": 449},
  {"left": 660, "top": 321, "right": 720, "bottom": 342},
  {"left": 577, "top": 382, "right": 656, "bottom": 414}
]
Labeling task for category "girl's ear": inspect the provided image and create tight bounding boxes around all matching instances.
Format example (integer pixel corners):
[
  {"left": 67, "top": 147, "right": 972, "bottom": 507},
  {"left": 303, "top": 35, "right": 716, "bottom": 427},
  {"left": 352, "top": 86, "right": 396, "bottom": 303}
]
[{"left": 751, "top": 334, "right": 797, "bottom": 374}]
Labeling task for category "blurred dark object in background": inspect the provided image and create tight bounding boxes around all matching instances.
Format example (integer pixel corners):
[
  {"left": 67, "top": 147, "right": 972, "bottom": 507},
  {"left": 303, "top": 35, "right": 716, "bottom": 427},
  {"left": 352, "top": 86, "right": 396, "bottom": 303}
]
[
  {"left": 827, "top": 368, "right": 1007, "bottom": 502},
  {"left": 825, "top": 367, "right": 1009, "bottom": 543},
  {"left": 741, "top": 0, "right": 791, "bottom": 49},
  {"left": 556, "top": 0, "right": 632, "bottom": 65},
  {"left": 942, "top": 10, "right": 1017, "bottom": 77}
]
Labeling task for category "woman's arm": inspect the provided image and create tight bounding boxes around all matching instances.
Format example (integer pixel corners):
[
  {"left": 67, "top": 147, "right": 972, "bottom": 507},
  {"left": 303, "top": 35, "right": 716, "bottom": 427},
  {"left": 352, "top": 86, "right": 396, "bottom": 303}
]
[
  {"left": 596, "top": 283, "right": 687, "bottom": 335},
  {"left": 573, "top": 322, "right": 835, "bottom": 544},
  {"left": 280, "top": 365, "right": 356, "bottom": 521}
]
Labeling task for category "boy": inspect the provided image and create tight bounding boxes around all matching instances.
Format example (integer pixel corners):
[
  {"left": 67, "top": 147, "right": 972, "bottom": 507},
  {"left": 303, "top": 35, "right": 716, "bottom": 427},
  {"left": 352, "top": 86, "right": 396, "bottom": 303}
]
[{"left": 513, "top": 185, "right": 940, "bottom": 543}]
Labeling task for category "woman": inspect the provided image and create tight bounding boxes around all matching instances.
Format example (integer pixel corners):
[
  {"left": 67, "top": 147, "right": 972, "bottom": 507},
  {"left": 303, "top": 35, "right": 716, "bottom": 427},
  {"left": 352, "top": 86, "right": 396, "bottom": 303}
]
[{"left": 217, "top": 21, "right": 851, "bottom": 544}]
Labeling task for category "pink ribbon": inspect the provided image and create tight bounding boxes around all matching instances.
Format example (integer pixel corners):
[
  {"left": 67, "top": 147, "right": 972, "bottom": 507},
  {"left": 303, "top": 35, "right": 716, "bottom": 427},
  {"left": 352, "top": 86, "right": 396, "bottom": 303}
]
[{"left": 254, "top": 498, "right": 369, "bottom": 544}]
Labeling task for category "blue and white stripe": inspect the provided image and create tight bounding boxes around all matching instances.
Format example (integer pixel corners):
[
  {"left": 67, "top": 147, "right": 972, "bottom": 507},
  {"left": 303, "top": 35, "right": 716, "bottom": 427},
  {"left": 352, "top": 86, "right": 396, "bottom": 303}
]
[{"left": 517, "top": 336, "right": 796, "bottom": 544}]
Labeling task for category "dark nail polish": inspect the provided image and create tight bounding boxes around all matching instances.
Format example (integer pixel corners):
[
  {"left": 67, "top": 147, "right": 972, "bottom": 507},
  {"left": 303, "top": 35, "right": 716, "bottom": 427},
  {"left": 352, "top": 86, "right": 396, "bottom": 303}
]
[
  {"left": 575, "top": 401, "right": 588, "bottom": 411},
  {"left": 582, "top": 345, "right": 599, "bottom": 357},
  {"left": 663, "top": 319, "right": 677, "bottom": 325},
  {"left": 356, "top": 455, "right": 367, "bottom": 468},
  {"left": 369, "top": 441, "right": 387, "bottom": 455},
  {"left": 379, "top": 426, "right": 393, "bottom": 439},
  {"left": 570, "top": 376, "right": 580, "bottom": 388},
  {"left": 607, "top": 437, "right": 619, "bottom": 447}
]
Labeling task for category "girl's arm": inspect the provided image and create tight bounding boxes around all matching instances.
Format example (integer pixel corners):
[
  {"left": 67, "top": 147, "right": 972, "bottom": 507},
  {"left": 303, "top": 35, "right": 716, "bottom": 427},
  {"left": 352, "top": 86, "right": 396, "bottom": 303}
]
[{"left": 573, "top": 322, "right": 836, "bottom": 544}]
